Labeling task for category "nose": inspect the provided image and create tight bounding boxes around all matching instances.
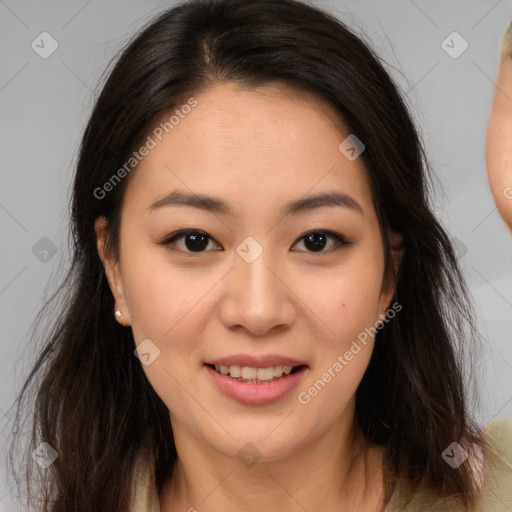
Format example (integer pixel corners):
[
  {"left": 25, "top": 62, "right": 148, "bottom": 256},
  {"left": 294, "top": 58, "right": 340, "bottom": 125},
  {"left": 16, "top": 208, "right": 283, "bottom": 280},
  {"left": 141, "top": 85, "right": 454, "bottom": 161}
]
[{"left": 217, "top": 245, "right": 297, "bottom": 336}]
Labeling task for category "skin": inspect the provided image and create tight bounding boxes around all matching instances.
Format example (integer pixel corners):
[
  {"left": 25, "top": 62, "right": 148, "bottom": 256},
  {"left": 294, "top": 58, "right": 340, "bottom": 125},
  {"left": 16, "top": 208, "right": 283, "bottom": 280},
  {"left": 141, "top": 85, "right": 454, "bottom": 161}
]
[
  {"left": 95, "top": 81, "right": 403, "bottom": 512},
  {"left": 486, "top": 55, "right": 512, "bottom": 231}
]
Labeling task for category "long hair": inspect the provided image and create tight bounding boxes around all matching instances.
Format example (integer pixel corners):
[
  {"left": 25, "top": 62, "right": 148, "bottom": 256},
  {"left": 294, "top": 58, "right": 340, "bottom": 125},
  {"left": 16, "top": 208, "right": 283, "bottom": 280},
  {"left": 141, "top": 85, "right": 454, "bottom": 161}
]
[{"left": 8, "top": 0, "right": 484, "bottom": 510}]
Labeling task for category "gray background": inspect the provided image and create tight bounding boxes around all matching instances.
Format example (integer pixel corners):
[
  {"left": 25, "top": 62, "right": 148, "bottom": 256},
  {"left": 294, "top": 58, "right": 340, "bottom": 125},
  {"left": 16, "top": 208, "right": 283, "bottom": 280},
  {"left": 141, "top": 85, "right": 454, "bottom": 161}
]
[{"left": 1, "top": 0, "right": 511, "bottom": 509}]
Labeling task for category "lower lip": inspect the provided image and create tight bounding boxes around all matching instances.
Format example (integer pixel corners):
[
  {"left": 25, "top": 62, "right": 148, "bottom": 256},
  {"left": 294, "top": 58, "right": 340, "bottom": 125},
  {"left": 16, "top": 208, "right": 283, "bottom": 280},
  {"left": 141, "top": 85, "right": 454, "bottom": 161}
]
[{"left": 204, "top": 365, "right": 308, "bottom": 405}]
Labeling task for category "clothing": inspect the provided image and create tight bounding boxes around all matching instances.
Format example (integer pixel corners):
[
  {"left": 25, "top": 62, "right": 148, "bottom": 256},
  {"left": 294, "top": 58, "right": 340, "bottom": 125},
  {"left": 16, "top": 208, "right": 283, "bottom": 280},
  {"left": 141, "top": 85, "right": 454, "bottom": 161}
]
[
  {"left": 129, "top": 419, "right": 512, "bottom": 511},
  {"left": 383, "top": 420, "right": 512, "bottom": 511}
]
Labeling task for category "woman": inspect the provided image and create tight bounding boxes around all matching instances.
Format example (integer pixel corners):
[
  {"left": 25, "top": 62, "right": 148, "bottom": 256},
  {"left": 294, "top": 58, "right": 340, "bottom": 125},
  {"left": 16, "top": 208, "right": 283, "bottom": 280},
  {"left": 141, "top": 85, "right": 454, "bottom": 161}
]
[{"left": 9, "top": 0, "right": 512, "bottom": 511}]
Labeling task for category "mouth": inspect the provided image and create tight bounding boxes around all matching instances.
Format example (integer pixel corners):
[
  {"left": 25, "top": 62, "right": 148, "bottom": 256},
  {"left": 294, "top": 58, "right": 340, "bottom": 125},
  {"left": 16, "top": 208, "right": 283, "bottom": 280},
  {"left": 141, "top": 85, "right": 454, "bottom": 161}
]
[
  {"left": 204, "top": 363, "right": 308, "bottom": 384},
  {"left": 204, "top": 361, "right": 309, "bottom": 405}
]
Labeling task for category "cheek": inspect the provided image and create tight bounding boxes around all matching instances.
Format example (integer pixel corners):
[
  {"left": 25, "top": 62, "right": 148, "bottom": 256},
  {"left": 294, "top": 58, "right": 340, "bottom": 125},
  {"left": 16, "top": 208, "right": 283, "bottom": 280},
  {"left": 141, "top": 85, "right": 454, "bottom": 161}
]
[
  {"left": 121, "top": 252, "right": 212, "bottom": 413},
  {"left": 122, "top": 249, "right": 214, "bottom": 342},
  {"left": 296, "top": 260, "right": 384, "bottom": 347},
  {"left": 294, "top": 268, "right": 383, "bottom": 421}
]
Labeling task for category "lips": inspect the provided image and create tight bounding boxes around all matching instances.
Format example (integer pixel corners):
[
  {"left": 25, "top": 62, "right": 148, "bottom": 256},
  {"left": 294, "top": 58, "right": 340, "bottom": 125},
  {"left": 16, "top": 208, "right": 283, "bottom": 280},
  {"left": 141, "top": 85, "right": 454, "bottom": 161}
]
[
  {"left": 203, "top": 355, "right": 309, "bottom": 405},
  {"left": 205, "top": 354, "right": 308, "bottom": 368},
  {"left": 204, "top": 354, "right": 308, "bottom": 384}
]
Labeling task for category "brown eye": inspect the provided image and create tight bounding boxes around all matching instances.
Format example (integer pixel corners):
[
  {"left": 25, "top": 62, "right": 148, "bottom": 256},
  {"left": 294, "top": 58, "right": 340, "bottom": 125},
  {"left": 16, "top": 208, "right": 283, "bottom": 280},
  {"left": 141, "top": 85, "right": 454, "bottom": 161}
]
[
  {"left": 160, "top": 230, "right": 220, "bottom": 253},
  {"left": 160, "top": 229, "right": 350, "bottom": 255},
  {"left": 292, "top": 230, "right": 350, "bottom": 253}
]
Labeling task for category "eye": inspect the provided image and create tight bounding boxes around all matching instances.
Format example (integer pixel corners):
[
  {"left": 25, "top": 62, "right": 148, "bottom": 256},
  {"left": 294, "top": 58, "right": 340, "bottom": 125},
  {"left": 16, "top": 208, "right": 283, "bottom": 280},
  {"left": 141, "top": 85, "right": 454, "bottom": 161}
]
[
  {"left": 160, "top": 230, "right": 221, "bottom": 253},
  {"left": 291, "top": 230, "right": 351, "bottom": 253},
  {"left": 160, "top": 229, "right": 350, "bottom": 254}
]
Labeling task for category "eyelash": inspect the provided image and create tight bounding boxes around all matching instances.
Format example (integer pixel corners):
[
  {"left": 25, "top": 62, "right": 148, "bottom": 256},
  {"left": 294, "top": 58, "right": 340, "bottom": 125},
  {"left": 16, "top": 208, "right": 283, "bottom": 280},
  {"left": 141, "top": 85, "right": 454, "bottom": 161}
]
[{"left": 159, "top": 229, "right": 351, "bottom": 255}]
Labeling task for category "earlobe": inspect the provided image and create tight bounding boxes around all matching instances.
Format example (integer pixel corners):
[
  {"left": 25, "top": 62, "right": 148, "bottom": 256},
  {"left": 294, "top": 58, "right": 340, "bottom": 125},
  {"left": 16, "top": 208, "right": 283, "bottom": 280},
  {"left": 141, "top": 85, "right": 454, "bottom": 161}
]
[{"left": 94, "top": 216, "right": 131, "bottom": 326}]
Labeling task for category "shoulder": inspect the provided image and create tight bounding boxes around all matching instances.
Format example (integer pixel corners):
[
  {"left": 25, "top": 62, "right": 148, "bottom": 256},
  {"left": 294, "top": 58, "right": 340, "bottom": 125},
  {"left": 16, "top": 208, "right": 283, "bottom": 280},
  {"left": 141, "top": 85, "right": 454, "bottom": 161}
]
[
  {"left": 482, "top": 418, "right": 512, "bottom": 453},
  {"left": 384, "top": 419, "right": 512, "bottom": 512},
  {"left": 476, "top": 419, "right": 512, "bottom": 510}
]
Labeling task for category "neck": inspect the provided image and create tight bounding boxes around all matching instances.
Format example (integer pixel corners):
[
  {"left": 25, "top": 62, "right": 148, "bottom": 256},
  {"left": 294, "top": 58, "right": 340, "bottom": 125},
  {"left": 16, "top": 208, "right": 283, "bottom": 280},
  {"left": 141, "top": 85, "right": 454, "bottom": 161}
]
[{"left": 159, "top": 416, "right": 388, "bottom": 512}]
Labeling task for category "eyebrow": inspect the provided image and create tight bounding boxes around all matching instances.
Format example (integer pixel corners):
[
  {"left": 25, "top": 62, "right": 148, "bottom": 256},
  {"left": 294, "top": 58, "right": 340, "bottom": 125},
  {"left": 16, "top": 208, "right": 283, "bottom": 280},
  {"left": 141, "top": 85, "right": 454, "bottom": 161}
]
[{"left": 147, "top": 190, "right": 364, "bottom": 217}]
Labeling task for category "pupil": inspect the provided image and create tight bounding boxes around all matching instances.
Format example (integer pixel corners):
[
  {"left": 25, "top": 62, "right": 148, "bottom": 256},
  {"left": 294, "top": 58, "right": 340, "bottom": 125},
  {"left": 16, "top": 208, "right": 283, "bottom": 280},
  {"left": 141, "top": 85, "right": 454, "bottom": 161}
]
[
  {"left": 304, "top": 232, "right": 326, "bottom": 252},
  {"left": 185, "top": 233, "right": 209, "bottom": 252}
]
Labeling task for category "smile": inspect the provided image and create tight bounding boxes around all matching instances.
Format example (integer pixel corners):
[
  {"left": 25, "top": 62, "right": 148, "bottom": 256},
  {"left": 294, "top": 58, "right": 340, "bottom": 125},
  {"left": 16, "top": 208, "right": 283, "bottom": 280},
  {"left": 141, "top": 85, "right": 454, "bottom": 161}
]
[
  {"left": 204, "top": 363, "right": 309, "bottom": 405},
  {"left": 208, "top": 363, "right": 307, "bottom": 382}
]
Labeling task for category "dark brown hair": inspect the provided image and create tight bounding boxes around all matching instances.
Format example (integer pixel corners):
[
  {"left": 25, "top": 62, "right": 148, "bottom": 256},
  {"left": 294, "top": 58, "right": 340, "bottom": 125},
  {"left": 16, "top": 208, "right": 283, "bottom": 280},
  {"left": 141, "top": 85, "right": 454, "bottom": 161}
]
[{"left": 9, "top": 0, "right": 484, "bottom": 510}]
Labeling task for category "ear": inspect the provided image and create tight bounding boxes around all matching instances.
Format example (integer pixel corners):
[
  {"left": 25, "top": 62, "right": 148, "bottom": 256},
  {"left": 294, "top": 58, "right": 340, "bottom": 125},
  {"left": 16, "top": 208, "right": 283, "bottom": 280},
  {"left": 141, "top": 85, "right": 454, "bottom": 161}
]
[
  {"left": 94, "top": 216, "right": 131, "bottom": 326},
  {"left": 377, "top": 230, "right": 404, "bottom": 322}
]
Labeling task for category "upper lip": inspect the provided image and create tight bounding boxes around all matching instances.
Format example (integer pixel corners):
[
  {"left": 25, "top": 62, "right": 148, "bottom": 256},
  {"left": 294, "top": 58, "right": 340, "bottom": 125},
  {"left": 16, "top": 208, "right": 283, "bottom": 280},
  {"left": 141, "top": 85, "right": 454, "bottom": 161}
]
[{"left": 205, "top": 354, "right": 308, "bottom": 368}]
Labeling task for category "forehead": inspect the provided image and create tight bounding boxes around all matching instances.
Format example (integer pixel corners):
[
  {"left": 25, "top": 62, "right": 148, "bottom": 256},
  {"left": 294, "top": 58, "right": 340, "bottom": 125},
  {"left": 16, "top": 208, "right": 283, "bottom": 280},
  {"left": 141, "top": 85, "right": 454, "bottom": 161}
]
[{"left": 122, "top": 81, "right": 374, "bottom": 219}]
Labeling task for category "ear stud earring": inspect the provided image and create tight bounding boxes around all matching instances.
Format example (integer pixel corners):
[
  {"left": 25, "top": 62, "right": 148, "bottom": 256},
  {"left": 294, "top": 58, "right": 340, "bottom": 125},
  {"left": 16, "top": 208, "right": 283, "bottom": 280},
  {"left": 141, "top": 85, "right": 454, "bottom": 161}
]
[{"left": 114, "top": 310, "right": 122, "bottom": 318}]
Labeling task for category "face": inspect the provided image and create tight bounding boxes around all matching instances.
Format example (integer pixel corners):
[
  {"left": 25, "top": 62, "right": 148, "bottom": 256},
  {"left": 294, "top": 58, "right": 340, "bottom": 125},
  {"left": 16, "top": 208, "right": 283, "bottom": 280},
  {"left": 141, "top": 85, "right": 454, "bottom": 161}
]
[{"left": 95, "top": 82, "right": 401, "bottom": 463}]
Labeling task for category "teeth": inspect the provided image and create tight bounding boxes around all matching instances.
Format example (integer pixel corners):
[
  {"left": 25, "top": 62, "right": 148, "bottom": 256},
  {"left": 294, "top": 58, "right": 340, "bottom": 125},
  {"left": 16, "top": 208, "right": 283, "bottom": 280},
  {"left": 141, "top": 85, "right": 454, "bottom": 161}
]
[
  {"left": 257, "top": 367, "right": 274, "bottom": 380},
  {"left": 229, "top": 365, "right": 241, "bottom": 378},
  {"left": 241, "top": 366, "right": 257, "bottom": 380},
  {"left": 212, "top": 364, "right": 299, "bottom": 381}
]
